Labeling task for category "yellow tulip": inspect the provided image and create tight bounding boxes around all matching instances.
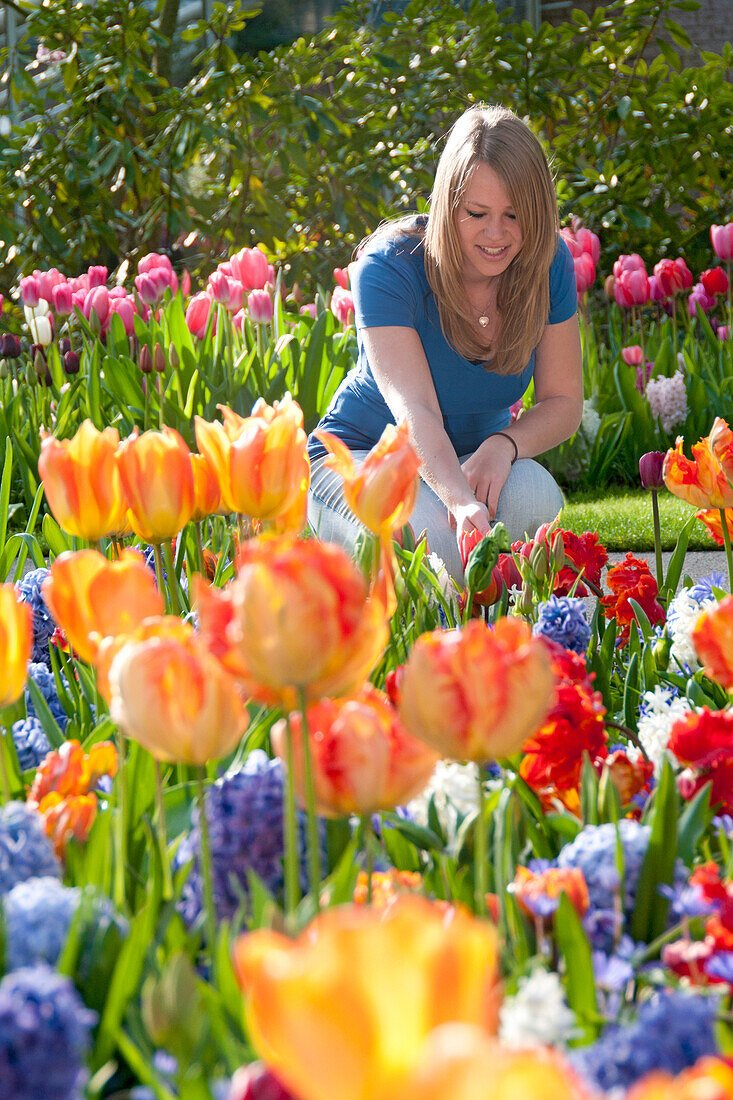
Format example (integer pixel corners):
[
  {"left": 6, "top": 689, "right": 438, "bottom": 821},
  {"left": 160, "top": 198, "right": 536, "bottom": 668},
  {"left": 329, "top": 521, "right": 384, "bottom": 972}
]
[
  {"left": 38, "top": 420, "right": 127, "bottom": 541},
  {"left": 117, "top": 427, "right": 195, "bottom": 543},
  {"left": 0, "top": 585, "right": 33, "bottom": 707}
]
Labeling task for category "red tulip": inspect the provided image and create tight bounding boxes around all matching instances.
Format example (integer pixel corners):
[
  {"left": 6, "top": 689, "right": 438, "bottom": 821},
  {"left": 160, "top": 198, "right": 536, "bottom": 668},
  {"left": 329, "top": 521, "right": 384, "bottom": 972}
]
[
  {"left": 702, "top": 267, "right": 730, "bottom": 297},
  {"left": 333, "top": 267, "right": 350, "bottom": 289},
  {"left": 622, "top": 345, "right": 643, "bottom": 366},
  {"left": 711, "top": 224, "right": 733, "bottom": 262},
  {"left": 617, "top": 268, "right": 650, "bottom": 306},
  {"left": 653, "top": 258, "right": 685, "bottom": 298}
]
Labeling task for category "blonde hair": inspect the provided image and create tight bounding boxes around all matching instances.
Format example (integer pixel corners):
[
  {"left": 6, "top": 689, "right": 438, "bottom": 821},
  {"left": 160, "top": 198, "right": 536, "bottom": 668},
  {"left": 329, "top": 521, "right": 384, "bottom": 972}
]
[{"left": 424, "top": 105, "right": 559, "bottom": 373}]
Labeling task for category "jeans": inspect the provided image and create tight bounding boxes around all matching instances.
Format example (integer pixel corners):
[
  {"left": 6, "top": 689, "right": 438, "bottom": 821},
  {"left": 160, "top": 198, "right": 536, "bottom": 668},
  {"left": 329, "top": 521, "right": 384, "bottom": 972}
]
[{"left": 307, "top": 450, "right": 564, "bottom": 583}]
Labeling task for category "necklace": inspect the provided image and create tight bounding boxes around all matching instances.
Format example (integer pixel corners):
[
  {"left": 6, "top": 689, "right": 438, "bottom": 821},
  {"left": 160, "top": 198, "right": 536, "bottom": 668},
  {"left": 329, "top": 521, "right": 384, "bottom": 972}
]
[{"left": 478, "top": 310, "right": 490, "bottom": 328}]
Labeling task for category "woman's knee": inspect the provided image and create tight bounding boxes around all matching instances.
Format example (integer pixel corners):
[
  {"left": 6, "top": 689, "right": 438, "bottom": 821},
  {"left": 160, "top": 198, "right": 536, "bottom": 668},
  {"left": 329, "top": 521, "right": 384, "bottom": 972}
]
[{"left": 495, "top": 459, "right": 564, "bottom": 542}]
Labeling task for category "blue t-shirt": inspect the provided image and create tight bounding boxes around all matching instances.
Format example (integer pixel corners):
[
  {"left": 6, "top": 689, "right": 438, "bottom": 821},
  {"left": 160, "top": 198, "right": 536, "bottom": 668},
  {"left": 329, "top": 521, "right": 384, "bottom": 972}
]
[{"left": 308, "top": 226, "right": 576, "bottom": 460}]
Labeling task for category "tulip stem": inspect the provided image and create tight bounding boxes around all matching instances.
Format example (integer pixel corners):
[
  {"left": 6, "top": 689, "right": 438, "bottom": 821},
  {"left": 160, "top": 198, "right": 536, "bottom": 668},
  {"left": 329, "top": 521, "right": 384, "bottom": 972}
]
[
  {"left": 297, "top": 687, "right": 322, "bottom": 911},
  {"left": 0, "top": 727, "right": 11, "bottom": 804},
  {"left": 113, "top": 731, "right": 128, "bottom": 913},
  {"left": 154, "top": 760, "right": 173, "bottom": 901},
  {"left": 362, "top": 814, "right": 374, "bottom": 904},
  {"left": 196, "top": 766, "right": 218, "bottom": 972},
  {"left": 152, "top": 543, "right": 171, "bottom": 614},
  {"left": 474, "top": 764, "right": 487, "bottom": 917},
  {"left": 195, "top": 521, "right": 206, "bottom": 577},
  {"left": 281, "top": 717, "right": 301, "bottom": 922},
  {"left": 162, "top": 539, "right": 183, "bottom": 616},
  {"left": 651, "top": 489, "right": 664, "bottom": 591},
  {"left": 719, "top": 508, "right": 733, "bottom": 593}
]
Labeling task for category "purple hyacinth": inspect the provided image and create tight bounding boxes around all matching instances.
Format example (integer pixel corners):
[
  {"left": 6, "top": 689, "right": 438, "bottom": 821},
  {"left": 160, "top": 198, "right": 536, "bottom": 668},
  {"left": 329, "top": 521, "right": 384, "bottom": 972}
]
[
  {"left": 0, "top": 802, "right": 60, "bottom": 895},
  {"left": 532, "top": 596, "right": 591, "bottom": 654},
  {"left": 15, "top": 568, "right": 56, "bottom": 666},
  {"left": 0, "top": 964, "right": 96, "bottom": 1099},
  {"left": 24, "top": 662, "right": 69, "bottom": 732},
  {"left": 11, "top": 716, "right": 51, "bottom": 772},
  {"left": 569, "top": 991, "right": 719, "bottom": 1092},
  {"left": 174, "top": 751, "right": 325, "bottom": 929},
  {"left": 5, "top": 878, "right": 79, "bottom": 971}
]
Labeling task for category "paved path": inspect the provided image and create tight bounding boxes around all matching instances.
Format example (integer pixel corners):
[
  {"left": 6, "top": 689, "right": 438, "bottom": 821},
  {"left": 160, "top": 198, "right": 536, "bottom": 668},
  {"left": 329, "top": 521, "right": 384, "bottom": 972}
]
[{"left": 606, "top": 550, "right": 728, "bottom": 587}]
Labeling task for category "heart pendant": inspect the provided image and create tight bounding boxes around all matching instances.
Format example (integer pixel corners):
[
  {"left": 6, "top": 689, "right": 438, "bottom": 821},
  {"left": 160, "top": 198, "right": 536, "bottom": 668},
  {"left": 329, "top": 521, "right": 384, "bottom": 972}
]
[{"left": 478, "top": 314, "right": 490, "bottom": 327}]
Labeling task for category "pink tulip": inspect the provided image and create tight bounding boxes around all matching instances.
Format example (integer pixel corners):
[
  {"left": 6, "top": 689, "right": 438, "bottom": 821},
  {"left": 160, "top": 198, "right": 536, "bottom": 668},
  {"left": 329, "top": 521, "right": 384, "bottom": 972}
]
[
  {"left": 621, "top": 345, "right": 643, "bottom": 366},
  {"left": 87, "top": 266, "right": 108, "bottom": 289},
  {"left": 51, "top": 282, "right": 73, "bottom": 316},
  {"left": 331, "top": 285, "right": 355, "bottom": 326},
  {"left": 576, "top": 227, "right": 601, "bottom": 266},
  {"left": 19, "top": 276, "right": 41, "bottom": 308},
  {"left": 688, "top": 282, "right": 715, "bottom": 316},
  {"left": 232, "top": 308, "right": 247, "bottom": 334},
  {"left": 300, "top": 303, "right": 317, "bottom": 318},
  {"left": 138, "top": 252, "right": 172, "bottom": 277},
  {"left": 84, "top": 286, "right": 110, "bottom": 325},
  {"left": 135, "top": 273, "right": 159, "bottom": 305},
  {"left": 226, "top": 280, "right": 245, "bottom": 314},
  {"left": 180, "top": 269, "right": 191, "bottom": 298},
  {"left": 613, "top": 280, "right": 634, "bottom": 309},
  {"left": 267, "top": 264, "right": 276, "bottom": 285},
  {"left": 69, "top": 274, "right": 89, "bottom": 293},
  {"left": 209, "top": 271, "right": 233, "bottom": 305},
  {"left": 711, "top": 224, "right": 733, "bottom": 262},
  {"left": 34, "top": 268, "right": 64, "bottom": 302},
  {"left": 186, "top": 291, "right": 214, "bottom": 338},
  {"left": 613, "top": 253, "right": 646, "bottom": 278},
  {"left": 559, "top": 227, "right": 582, "bottom": 258},
  {"left": 648, "top": 275, "right": 666, "bottom": 303},
  {"left": 149, "top": 266, "right": 173, "bottom": 298},
  {"left": 573, "top": 254, "right": 595, "bottom": 295},
  {"left": 617, "top": 268, "right": 650, "bottom": 306},
  {"left": 653, "top": 258, "right": 684, "bottom": 298},
  {"left": 72, "top": 289, "right": 87, "bottom": 312},
  {"left": 674, "top": 257, "right": 693, "bottom": 289},
  {"left": 109, "top": 286, "right": 127, "bottom": 300},
  {"left": 247, "top": 289, "right": 274, "bottom": 324},
  {"left": 333, "top": 267, "right": 350, "bottom": 289},
  {"left": 718, "top": 326, "right": 730, "bottom": 342},
  {"left": 109, "top": 296, "right": 136, "bottom": 335},
  {"left": 230, "top": 246, "right": 269, "bottom": 291}
]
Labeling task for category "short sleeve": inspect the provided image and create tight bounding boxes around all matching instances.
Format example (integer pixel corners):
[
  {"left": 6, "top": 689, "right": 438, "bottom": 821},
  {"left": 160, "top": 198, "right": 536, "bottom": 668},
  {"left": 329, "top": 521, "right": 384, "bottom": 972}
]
[
  {"left": 352, "top": 244, "right": 421, "bottom": 329},
  {"left": 548, "top": 236, "right": 578, "bottom": 324}
]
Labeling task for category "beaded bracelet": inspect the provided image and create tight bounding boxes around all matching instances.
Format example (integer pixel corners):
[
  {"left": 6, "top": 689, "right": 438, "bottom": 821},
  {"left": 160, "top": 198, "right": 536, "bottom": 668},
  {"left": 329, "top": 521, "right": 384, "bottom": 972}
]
[{"left": 491, "top": 431, "right": 518, "bottom": 465}]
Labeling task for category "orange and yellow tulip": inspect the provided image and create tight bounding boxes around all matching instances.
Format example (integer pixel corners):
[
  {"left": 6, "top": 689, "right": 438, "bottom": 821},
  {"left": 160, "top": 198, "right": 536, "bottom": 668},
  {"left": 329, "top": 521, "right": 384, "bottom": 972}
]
[
  {"left": 108, "top": 630, "right": 247, "bottom": 764},
  {"left": 626, "top": 1057, "right": 733, "bottom": 1100},
  {"left": 0, "top": 585, "right": 32, "bottom": 707},
  {"left": 117, "top": 426, "right": 195, "bottom": 542},
  {"left": 195, "top": 394, "right": 309, "bottom": 522},
  {"left": 663, "top": 417, "right": 733, "bottom": 509},
  {"left": 395, "top": 1025, "right": 591, "bottom": 1100},
  {"left": 233, "top": 896, "right": 500, "bottom": 1100},
  {"left": 190, "top": 453, "right": 221, "bottom": 522},
  {"left": 194, "top": 536, "right": 389, "bottom": 707},
  {"left": 42, "top": 549, "right": 164, "bottom": 664},
  {"left": 271, "top": 684, "right": 438, "bottom": 816},
  {"left": 38, "top": 420, "right": 128, "bottom": 541},
  {"left": 316, "top": 421, "right": 420, "bottom": 537},
  {"left": 692, "top": 594, "right": 733, "bottom": 690},
  {"left": 28, "top": 739, "right": 117, "bottom": 854},
  {"left": 94, "top": 615, "right": 193, "bottom": 701},
  {"left": 398, "top": 619, "right": 554, "bottom": 762}
]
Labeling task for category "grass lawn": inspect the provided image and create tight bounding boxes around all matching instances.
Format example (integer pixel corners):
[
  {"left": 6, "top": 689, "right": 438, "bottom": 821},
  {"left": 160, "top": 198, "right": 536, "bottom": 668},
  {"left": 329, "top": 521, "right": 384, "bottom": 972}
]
[{"left": 560, "top": 487, "right": 719, "bottom": 551}]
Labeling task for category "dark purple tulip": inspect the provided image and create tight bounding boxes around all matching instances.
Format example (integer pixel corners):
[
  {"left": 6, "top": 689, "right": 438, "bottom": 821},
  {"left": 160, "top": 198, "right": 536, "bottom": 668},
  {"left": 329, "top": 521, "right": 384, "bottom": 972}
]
[
  {"left": 0, "top": 333, "right": 22, "bottom": 359},
  {"left": 63, "top": 351, "right": 80, "bottom": 375},
  {"left": 58, "top": 337, "right": 72, "bottom": 356},
  {"left": 639, "top": 451, "right": 666, "bottom": 490}
]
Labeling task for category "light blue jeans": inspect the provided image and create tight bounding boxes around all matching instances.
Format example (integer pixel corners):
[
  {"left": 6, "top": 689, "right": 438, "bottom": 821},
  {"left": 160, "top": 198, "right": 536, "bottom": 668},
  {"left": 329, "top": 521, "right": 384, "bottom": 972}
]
[{"left": 307, "top": 450, "right": 564, "bottom": 583}]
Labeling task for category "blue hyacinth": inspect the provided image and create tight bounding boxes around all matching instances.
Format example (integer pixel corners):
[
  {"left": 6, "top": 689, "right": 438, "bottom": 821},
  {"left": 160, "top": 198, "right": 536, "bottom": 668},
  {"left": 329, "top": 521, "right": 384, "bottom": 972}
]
[
  {"left": 569, "top": 991, "right": 719, "bottom": 1092},
  {"left": 15, "top": 568, "right": 56, "bottom": 666},
  {"left": 11, "top": 716, "right": 51, "bottom": 772},
  {"left": 0, "top": 964, "right": 96, "bottom": 1099},
  {"left": 174, "top": 750, "right": 324, "bottom": 928},
  {"left": 688, "top": 571, "right": 727, "bottom": 605},
  {"left": 0, "top": 802, "right": 60, "bottom": 895},
  {"left": 532, "top": 595, "right": 591, "bottom": 654},
  {"left": 556, "top": 819, "right": 650, "bottom": 949},
  {"left": 5, "top": 878, "right": 80, "bottom": 971},
  {"left": 24, "top": 662, "right": 69, "bottom": 733}
]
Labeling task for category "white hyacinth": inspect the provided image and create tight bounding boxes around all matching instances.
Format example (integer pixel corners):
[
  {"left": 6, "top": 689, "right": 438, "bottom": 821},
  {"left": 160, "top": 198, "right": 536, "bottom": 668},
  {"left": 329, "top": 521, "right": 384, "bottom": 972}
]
[
  {"left": 666, "top": 587, "right": 718, "bottom": 673},
  {"left": 636, "top": 685, "right": 693, "bottom": 776},
  {"left": 499, "top": 968, "right": 578, "bottom": 1049},
  {"left": 579, "top": 400, "right": 601, "bottom": 445},
  {"left": 646, "top": 370, "right": 688, "bottom": 434},
  {"left": 405, "top": 760, "right": 480, "bottom": 849}
]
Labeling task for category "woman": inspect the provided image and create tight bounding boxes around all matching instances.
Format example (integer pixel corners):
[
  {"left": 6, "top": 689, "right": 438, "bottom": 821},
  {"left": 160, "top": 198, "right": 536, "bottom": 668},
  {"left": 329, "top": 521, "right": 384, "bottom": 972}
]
[{"left": 307, "top": 104, "right": 583, "bottom": 581}]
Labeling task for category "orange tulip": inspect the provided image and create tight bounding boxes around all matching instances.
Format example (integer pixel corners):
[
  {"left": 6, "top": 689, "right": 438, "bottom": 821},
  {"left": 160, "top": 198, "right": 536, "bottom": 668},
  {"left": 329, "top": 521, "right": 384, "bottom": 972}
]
[
  {"left": 94, "top": 615, "right": 193, "bottom": 701},
  {"left": 271, "top": 684, "right": 438, "bottom": 816},
  {"left": 194, "top": 536, "right": 389, "bottom": 707},
  {"left": 396, "top": 1025, "right": 591, "bottom": 1100},
  {"left": 38, "top": 419, "right": 128, "bottom": 541},
  {"left": 42, "top": 549, "right": 164, "bottom": 664},
  {"left": 117, "top": 426, "right": 195, "bottom": 542},
  {"left": 663, "top": 418, "right": 733, "bottom": 509},
  {"left": 316, "top": 421, "right": 420, "bottom": 536},
  {"left": 28, "top": 739, "right": 117, "bottom": 855},
  {"left": 398, "top": 619, "right": 555, "bottom": 762},
  {"left": 511, "top": 865, "right": 589, "bottom": 922},
  {"left": 195, "top": 394, "right": 310, "bottom": 521},
  {"left": 626, "top": 1058, "right": 733, "bottom": 1100},
  {"left": 0, "top": 585, "right": 32, "bottom": 707},
  {"left": 190, "top": 453, "right": 221, "bottom": 522},
  {"left": 692, "top": 594, "right": 733, "bottom": 689},
  {"left": 233, "top": 896, "right": 500, "bottom": 1100},
  {"left": 109, "top": 630, "right": 247, "bottom": 763}
]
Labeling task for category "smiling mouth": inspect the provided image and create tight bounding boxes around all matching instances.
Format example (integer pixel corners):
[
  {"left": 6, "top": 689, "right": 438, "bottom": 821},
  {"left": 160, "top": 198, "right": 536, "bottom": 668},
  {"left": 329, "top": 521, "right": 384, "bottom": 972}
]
[{"left": 479, "top": 244, "right": 510, "bottom": 257}]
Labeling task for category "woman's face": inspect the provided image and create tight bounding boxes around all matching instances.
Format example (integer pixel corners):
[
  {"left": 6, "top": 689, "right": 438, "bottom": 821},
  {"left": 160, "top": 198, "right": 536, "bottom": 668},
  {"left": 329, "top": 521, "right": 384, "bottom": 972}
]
[{"left": 455, "top": 162, "right": 523, "bottom": 285}]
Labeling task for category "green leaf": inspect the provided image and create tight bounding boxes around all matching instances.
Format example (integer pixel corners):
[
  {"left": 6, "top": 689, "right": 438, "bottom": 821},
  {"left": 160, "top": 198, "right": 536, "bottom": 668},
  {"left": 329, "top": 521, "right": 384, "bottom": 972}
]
[
  {"left": 554, "top": 893, "right": 600, "bottom": 1041},
  {"left": 630, "top": 759, "right": 679, "bottom": 942}
]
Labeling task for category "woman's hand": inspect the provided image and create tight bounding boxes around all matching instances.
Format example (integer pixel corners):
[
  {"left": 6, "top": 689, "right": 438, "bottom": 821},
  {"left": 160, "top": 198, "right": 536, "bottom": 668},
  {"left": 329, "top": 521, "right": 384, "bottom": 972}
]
[
  {"left": 453, "top": 499, "right": 492, "bottom": 544},
  {"left": 461, "top": 435, "right": 515, "bottom": 519}
]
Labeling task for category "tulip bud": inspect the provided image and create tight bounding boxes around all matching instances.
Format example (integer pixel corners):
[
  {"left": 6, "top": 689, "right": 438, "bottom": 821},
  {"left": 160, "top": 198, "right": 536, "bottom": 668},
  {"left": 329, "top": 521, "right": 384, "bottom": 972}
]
[
  {"left": 169, "top": 344, "right": 179, "bottom": 369},
  {"left": 0, "top": 360, "right": 8, "bottom": 379},
  {"left": 142, "top": 953, "right": 205, "bottom": 1051},
  {"left": 25, "top": 360, "right": 37, "bottom": 386},
  {"left": 528, "top": 539, "right": 549, "bottom": 581},
  {"left": 88, "top": 309, "right": 101, "bottom": 336},
  {"left": 139, "top": 344, "right": 153, "bottom": 374},
  {"left": 639, "top": 450, "right": 665, "bottom": 490},
  {"left": 604, "top": 274, "right": 616, "bottom": 299},
  {"left": 549, "top": 531, "right": 565, "bottom": 572},
  {"left": 653, "top": 632, "right": 671, "bottom": 670},
  {"left": 516, "top": 583, "right": 535, "bottom": 617},
  {"left": 154, "top": 343, "right": 166, "bottom": 373},
  {"left": 0, "top": 334, "right": 21, "bottom": 359},
  {"left": 289, "top": 281, "right": 303, "bottom": 305},
  {"left": 63, "top": 350, "right": 80, "bottom": 375},
  {"left": 464, "top": 522, "right": 511, "bottom": 595}
]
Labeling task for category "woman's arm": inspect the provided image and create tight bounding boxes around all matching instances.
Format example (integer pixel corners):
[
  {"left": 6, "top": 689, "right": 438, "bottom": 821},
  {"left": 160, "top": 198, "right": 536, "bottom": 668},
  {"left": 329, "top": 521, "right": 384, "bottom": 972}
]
[
  {"left": 362, "top": 326, "right": 492, "bottom": 539},
  {"left": 461, "top": 313, "right": 584, "bottom": 517}
]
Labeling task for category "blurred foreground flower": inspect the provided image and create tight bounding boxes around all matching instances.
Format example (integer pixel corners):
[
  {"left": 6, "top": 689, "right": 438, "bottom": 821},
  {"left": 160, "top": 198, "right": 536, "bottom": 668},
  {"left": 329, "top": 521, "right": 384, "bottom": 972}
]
[
  {"left": 398, "top": 619, "right": 554, "bottom": 762},
  {"left": 272, "top": 684, "right": 438, "bottom": 816},
  {"left": 38, "top": 420, "right": 128, "bottom": 541},
  {"left": 234, "top": 896, "right": 500, "bottom": 1100},
  {"left": 195, "top": 536, "right": 390, "bottom": 708},
  {"left": 692, "top": 595, "right": 733, "bottom": 688},
  {"left": 668, "top": 708, "right": 733, "bottom": 813},
  {"left": 0, "top": 584, "right": 32, "bottom": 707},
  {"left": 0, "top": 801, "right": 60, "bottom": 894}
]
